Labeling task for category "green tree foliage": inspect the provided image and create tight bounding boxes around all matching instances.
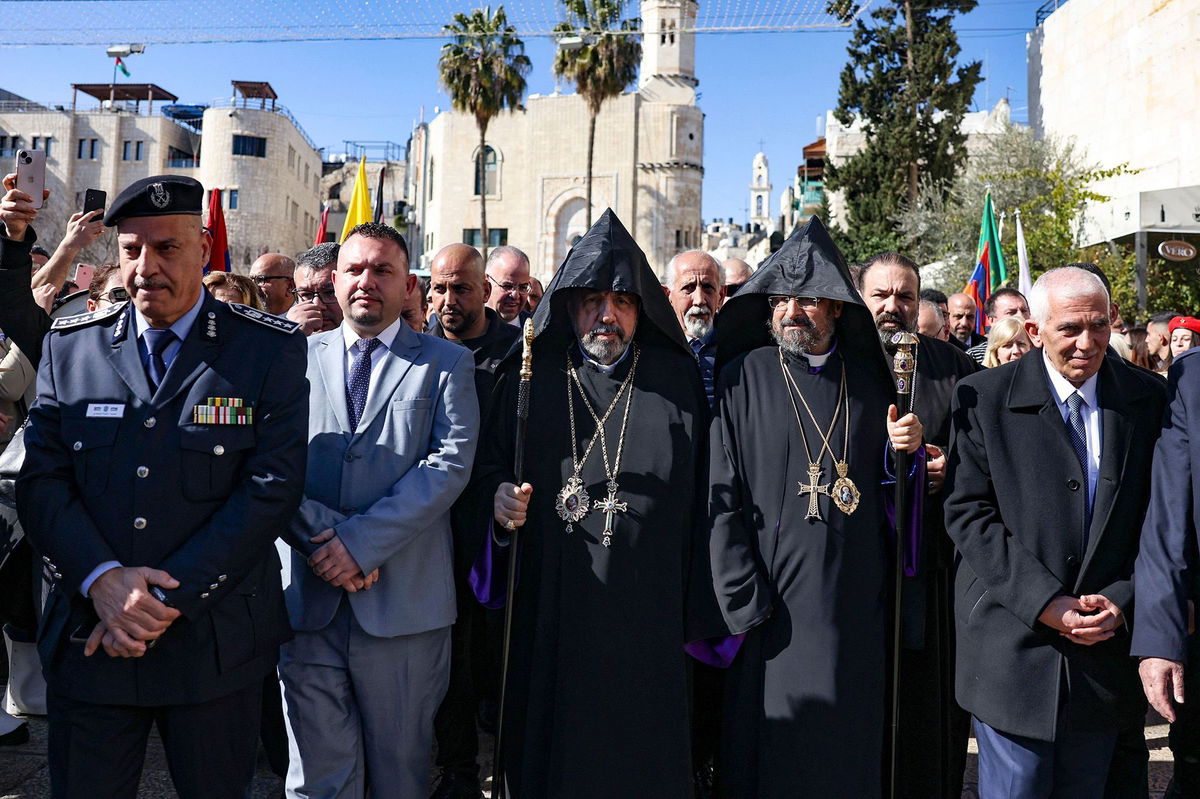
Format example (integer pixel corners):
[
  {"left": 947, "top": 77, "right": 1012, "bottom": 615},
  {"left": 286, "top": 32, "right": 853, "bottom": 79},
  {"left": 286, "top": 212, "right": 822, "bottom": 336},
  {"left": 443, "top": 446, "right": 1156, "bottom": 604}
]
[
  {"left": 895, "top": 124, "right": 1137, "bottom": 292},
  {"left": 552, "top": 0, "right": 641, "bottom": 228},
  {"left": 439, "top": 6, "right": 531, "bottom": 257},
  {"left": 824, "top": 0, "right": 981, "bottom": 255}
]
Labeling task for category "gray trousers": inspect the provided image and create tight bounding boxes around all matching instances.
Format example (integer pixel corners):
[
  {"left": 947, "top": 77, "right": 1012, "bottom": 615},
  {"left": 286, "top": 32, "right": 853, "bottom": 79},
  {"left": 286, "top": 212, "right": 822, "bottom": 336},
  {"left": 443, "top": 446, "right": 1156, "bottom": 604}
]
[{"left": 279, "top": 600, "right": 451, "bottom": 799}]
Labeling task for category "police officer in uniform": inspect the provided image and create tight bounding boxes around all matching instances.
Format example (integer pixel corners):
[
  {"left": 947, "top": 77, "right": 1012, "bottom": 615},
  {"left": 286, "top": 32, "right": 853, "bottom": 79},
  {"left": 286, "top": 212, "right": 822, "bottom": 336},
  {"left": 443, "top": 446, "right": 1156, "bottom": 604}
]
[{"left": 16, "top": 175, "right": 309, "bottom": 799}]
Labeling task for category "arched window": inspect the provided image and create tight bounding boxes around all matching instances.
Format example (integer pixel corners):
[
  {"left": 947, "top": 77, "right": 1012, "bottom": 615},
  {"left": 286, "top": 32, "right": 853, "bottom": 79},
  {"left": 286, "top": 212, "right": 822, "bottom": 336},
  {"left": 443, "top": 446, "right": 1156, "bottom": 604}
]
[
  {"left": 474, "top": 146, "right": 498, "bottom": 196},
  {"left": 755, "top": 195, "right": 764, "bottom": 216}
]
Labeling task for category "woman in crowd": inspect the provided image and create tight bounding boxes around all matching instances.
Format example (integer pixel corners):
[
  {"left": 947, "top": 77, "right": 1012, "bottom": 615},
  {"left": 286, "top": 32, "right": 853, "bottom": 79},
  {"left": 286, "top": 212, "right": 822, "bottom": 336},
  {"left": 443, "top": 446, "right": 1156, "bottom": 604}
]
[
  {"left": 1125, "top": 327, "right": 1156, "bottom": 371},
  {"left": 203, "top": 271, "right": 264, "bottom": 309},
  {"left": 1169, "top": 315, "right": 1200, "bottom": 359},
  {"left": 982, "top": 315, "right": 1032, "bottom": 368}
]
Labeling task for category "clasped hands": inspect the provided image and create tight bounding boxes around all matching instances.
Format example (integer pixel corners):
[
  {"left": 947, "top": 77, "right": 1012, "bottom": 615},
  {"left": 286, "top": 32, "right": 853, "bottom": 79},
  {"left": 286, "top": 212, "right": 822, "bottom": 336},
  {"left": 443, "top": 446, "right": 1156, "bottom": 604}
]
[
  {"left": 85, "top": 566, "right": 181, "bottom": 659},
  {"left": 1038, "top": 593, "right": 1124, "bottom": 646},
  {"left": 309, "top": 528, "right": 379, "bottom": 593}
]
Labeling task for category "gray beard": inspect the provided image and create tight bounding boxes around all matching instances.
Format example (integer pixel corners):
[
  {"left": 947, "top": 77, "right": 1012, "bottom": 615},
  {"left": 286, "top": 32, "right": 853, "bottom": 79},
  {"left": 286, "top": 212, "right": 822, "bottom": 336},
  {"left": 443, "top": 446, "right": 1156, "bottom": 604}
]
[
  {"left": 580, "top": 325, "right": 630, "bottom": 365},
  {"left": 683, "top": 309, "right": 713, "bottom": 340},
  {"left": 768, "top": 318, "right": 828, "bottom": 358}
]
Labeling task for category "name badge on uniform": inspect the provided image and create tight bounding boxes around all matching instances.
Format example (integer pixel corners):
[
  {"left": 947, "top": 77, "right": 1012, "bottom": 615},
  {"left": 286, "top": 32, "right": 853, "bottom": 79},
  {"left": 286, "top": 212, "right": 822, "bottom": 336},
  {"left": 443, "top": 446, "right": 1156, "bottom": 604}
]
[
  {"left": 86, "top": 403, "right": 125, "bottom": 418},
  {"left": 193, "top": 397, "right": 253, "bottom": 425}
]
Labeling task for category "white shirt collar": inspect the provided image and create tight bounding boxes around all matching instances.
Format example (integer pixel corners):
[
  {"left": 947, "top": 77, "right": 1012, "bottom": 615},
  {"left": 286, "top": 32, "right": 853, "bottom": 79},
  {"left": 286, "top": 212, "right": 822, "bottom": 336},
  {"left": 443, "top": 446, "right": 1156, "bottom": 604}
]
[
  {"left": 1042, "top": 351, "right": 1099, "bottom": 409},
  {"left": 133, "top": 290, "right": 205, "bottom": 342},
  {"left": 342, "top": 316, "right": 404, "bottom": 354}
]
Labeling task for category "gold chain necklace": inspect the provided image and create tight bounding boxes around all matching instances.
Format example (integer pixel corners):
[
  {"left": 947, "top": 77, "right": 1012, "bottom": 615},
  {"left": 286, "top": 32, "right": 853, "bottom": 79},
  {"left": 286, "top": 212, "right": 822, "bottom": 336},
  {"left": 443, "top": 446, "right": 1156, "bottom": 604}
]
[
  {"left": 557, "top": 345, "right": 640, "bottom": 544},
  {"left": 778, "top": 348, "right": 861, "bottom": 520}
]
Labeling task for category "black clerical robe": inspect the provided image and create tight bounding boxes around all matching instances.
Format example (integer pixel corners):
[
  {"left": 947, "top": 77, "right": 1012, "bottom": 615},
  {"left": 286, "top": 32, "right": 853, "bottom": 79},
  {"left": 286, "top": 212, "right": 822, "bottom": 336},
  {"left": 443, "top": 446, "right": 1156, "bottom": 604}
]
[
  {"left": 709, "top": 345, "right": 898, "bottom": 799},
  {"left": 474, "top": 340, "right": 709, "bottom": 799},
  {"left": 898, "top": 334, "right": 977, "bottom": 798}
]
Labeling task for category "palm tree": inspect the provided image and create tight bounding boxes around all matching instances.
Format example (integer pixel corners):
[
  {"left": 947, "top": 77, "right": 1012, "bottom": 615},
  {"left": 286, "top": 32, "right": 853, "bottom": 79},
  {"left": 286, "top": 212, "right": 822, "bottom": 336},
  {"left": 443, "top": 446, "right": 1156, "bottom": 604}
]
[
  {"left": 439, "top": 6, "right": 531, "bottom": 257},
  {"left": 552, "top": 0, "right": 641, "bottom": 227}
]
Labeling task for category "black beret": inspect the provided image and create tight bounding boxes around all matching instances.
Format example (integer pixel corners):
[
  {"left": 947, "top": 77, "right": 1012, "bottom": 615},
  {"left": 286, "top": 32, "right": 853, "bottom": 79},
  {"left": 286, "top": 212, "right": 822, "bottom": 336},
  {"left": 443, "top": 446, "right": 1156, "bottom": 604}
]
[{"left": 103, "top": 175, "right": 204, "bottom": 227}]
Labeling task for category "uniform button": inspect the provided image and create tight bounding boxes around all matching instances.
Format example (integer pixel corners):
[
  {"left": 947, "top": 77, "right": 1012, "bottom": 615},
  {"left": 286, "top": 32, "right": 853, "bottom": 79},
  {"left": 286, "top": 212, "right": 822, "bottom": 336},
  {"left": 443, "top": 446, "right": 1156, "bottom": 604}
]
[
  {"left": 144, "top": 417, "right": 157, "bottom": 428},
  {"left": 217, "top": 574, "right": 228, "bottom": 582},
  {"left": 41, "top": 555, "right": 50, "bottom": 564},
  {"left": 136, "top": 466, "right": 149, "bottom": 478},
  {"left": 1067, "top": 479, "right": 1080, "bottom": 491},
  {"left": 1067, "top": 555, "right": 1080, "bottom": 566},
  {"left": 344, "top": 453, "right": 355, "bottom": 463},
  {"left": 72, "top": 441, "right": 82, "bottom": 451},
  {"left": 53, "top": 572, "right": 62, "bottom": 579},
  {"left": 212, "top": 444, "right": 225, "bottom": 456},
  {"left": 200, "top": 592, "right": 210, "bottom": 599},
  {"left": 209, "top": 583, "right": 219, "bottom": 590},
  {"left": 133, "top": 517, "right": 147, "bottom": 530}
]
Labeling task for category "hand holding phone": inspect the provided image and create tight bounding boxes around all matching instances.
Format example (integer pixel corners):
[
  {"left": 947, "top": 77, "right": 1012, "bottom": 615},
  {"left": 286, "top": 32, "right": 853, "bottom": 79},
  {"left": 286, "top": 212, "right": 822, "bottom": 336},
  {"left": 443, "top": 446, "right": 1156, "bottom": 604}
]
[{"left": 14, "top": 150, "right": 46, "bottom": 210}]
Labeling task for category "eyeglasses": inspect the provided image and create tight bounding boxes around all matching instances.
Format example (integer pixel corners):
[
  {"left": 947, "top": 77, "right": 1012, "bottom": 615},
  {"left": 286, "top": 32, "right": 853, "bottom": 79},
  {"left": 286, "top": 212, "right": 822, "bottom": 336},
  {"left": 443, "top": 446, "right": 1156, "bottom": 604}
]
[
  {"left": 251, "top": 275, "right": 291, "bottom": 286},
  {"left": 102, "top": 287, "right": 129, "bottom": 303},
  {"left": 487, "top": 275, "right": 531, "bottom": 295},
  {"left": 290, "top": 288, "right": 338, "bottom": 304},
  {"left": 767, "top": 295, "right": 822, "bottom": 310}
]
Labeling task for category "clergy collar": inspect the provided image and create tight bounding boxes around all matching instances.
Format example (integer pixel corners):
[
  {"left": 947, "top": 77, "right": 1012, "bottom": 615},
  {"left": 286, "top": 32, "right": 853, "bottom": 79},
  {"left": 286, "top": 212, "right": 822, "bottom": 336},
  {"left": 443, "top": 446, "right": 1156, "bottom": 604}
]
[
  {"left": 576, "top": 339, "right": 633, "bottom": 375},
  {"left": 1041, "top": 350, "right": 1099, "bottom": 409},
  {"left": 342, "top": 315, "right": 403, "bottom": 355}
]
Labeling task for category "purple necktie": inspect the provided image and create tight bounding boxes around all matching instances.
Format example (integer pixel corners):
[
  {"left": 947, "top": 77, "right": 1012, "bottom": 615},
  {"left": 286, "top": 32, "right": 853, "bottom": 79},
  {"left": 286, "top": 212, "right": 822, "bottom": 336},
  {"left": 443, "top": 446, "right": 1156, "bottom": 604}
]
[{"left": 346, "top": 337, "right": 381, "bottom": 431}]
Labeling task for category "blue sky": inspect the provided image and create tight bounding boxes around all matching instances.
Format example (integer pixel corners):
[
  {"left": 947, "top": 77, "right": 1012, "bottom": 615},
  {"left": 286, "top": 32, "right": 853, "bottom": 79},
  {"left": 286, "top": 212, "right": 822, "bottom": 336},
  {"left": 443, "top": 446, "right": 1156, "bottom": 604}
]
[{"left": 0, "top": 0, "right": 1040, "bottom": 225}]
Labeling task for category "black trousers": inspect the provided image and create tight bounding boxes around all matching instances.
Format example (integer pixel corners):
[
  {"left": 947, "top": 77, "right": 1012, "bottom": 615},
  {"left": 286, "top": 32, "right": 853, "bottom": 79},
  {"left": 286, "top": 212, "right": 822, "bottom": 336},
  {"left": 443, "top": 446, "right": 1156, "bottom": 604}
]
[
  {"left": 1165, "top": 635, "right": 1200, "bottom": 799},
  {"left": 434, "top": 575, "right": 483, "bottom": 778},
  {"left": 47, "top": 679, "right": 263, "bottom": 799}
]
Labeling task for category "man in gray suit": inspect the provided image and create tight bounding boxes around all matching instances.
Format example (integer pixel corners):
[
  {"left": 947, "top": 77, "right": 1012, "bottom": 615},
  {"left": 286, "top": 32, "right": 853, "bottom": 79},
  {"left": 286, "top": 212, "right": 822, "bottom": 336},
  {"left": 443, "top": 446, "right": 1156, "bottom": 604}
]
[{"left": 279, "top": 222, "right": 479, "bottom": 799}]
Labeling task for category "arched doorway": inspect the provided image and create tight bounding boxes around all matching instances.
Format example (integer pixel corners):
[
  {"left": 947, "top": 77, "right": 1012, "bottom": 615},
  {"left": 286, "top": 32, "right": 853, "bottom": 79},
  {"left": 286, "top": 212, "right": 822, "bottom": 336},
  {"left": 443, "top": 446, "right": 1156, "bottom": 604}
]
[{"left": 553, "top": 196, "right": 589, "bottom": 271}]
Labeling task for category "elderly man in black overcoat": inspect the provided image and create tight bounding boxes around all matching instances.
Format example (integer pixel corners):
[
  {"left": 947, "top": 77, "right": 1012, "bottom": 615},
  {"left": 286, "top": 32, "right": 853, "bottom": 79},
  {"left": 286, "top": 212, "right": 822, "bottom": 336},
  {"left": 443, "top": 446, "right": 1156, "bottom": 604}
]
[{"left": 944, "top": 265, "right": 1165, "bottom": 798}]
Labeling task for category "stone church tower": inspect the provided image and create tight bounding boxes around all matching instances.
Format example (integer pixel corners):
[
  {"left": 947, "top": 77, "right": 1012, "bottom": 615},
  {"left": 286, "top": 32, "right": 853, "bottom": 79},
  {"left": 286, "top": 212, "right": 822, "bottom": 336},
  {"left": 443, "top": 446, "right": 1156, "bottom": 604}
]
[
  {"left": 408, "top": 0, "right": 705, "bottom": 277},
  {"left": 749, "top": 151, "right": 773, "bottom": 233}
]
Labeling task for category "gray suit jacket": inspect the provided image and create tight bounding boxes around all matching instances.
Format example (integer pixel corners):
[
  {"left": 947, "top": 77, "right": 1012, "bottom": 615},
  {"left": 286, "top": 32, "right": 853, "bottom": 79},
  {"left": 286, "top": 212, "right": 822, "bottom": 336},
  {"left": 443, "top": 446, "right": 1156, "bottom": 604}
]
[{"left": 283, "top": 322, "right": 479, "bottom": 638}]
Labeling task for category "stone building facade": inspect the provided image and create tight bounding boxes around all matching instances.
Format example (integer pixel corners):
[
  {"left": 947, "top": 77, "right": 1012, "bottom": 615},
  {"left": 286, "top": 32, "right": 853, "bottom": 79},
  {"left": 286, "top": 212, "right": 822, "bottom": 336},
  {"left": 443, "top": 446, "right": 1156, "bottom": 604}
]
[
  {"left": 0, "top": 81, "right": 321, "bottom": 271},
  {"left": 1028, "top": 0, "right": 1200, "bottom": 257},
  {"left": 407, "top": 0, "right": 704, "bottom": 279}
]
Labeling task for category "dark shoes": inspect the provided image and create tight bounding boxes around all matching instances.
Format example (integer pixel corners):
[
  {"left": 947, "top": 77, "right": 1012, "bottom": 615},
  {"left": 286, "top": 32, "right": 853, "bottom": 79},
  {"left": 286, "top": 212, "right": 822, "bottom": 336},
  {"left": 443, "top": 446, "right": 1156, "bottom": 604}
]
[
  {"left": 0, "top": 722, "right": 28, "bottom": 746},
  {"left": 430, "top": 770, "right": 484, "bottom": 799}
]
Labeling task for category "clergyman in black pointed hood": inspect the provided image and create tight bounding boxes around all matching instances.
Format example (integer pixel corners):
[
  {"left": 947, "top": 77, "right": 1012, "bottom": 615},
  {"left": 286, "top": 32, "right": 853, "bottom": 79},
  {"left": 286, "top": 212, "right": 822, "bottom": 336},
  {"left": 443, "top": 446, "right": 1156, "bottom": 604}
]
[
  {"left": 470, "top": 209, "right": 717, "bottom": 799},
  {"left": 702, "top": 216, "right": 927, "bottom": 798}
]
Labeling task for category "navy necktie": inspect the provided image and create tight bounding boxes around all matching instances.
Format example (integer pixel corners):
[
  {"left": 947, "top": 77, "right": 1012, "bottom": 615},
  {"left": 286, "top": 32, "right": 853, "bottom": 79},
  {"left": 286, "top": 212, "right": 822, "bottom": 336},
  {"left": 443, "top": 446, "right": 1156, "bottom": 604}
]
[
  {"left": 1065, "top": 391, "right": 1093, "bottom": 537},
  {"left": 143, "top": 328, "right": 176, "bottom": 390},
  {"left": 346, "top": 337, "right": 381, "bottom": 431}
]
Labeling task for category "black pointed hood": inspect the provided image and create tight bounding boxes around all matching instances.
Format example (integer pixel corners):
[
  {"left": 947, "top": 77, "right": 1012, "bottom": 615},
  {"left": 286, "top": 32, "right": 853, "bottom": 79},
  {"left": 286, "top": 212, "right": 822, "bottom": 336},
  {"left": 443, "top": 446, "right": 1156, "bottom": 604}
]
[
  {"left": 714, "top": 216, "right": 890, "bottom": 382},
  {"left": 524, "top": 208, "right": 689, "bottom": 357}
]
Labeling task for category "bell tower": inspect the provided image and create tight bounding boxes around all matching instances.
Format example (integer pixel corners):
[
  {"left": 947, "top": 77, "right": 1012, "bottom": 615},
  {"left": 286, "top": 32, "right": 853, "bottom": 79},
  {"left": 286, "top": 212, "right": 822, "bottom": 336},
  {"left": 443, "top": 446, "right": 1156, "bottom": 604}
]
[
  {"left": 750, "top": 152, "right": 773, "bottom": 233},
  {"left": 639, "top": 0, "right": 698, "bottom": 87}
]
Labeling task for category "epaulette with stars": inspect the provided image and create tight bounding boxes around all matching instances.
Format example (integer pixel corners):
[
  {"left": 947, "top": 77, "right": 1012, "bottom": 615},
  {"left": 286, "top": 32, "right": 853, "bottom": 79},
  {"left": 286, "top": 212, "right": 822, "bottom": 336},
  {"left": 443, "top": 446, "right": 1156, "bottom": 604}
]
[
  {"left": 50, "top": 302, "right": 126, "bottom": 331},
  {"left": 226, "top": 303, "right": 301, "bottom": 334}
]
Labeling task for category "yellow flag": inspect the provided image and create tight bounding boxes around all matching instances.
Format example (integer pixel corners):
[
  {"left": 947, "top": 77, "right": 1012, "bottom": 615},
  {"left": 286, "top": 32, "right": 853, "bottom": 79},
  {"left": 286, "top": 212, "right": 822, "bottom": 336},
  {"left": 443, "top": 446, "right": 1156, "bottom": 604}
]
[{"left": 339, "top": 156, "right": 372, "bottom": 243}]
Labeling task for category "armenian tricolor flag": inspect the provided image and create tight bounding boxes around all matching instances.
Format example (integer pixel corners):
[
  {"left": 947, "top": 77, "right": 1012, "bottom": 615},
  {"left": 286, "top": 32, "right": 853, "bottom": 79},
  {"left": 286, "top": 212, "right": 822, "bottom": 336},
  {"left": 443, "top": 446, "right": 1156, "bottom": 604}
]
[{"left": 963, "top": 191, "right": 1007, "bottom": 335}]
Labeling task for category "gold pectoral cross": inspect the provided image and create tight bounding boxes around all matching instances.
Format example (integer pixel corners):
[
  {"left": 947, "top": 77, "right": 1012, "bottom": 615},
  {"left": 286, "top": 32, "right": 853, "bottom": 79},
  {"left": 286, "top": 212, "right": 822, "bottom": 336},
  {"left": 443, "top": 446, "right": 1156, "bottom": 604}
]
[
  {"left": 798, "top": 463, "right": 831, "bottom": 521},
  {"left": 595, "top": 485, "right": 628, "bottom": 548}
]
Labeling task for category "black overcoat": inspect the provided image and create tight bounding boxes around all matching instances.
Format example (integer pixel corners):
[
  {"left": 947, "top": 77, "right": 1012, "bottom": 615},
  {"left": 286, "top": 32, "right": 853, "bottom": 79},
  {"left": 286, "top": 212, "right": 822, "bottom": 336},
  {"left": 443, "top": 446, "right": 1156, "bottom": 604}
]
[{"left": 944, "top": 350, "right": 1165, "bottom": 740}]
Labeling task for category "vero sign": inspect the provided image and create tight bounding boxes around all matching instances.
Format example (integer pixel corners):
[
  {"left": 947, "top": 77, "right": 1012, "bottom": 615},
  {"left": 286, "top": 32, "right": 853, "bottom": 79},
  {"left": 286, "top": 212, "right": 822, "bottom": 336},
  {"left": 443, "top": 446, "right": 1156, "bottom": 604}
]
[{"left": 1158, "top": 240, "right": 1197, "bottom": 262}]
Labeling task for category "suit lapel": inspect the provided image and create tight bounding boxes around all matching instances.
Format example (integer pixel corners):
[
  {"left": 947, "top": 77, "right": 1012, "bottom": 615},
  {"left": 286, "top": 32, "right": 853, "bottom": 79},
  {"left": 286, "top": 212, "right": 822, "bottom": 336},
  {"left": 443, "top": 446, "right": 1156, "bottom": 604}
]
[
  {"left": 105, "top": 306, "right": 154, "bottom": 403},
  {"left": 1079, "top": 359, "right": 1136, "bottom": 576},
  {"left": 352, "top": 324, "right": 419, "bottom": 437},
  {"left": 1008, "top": 354, "right": 1082, "bottom": 477},
  {"left": 316, "top": 332, "right": 352, "bottom": 434}
]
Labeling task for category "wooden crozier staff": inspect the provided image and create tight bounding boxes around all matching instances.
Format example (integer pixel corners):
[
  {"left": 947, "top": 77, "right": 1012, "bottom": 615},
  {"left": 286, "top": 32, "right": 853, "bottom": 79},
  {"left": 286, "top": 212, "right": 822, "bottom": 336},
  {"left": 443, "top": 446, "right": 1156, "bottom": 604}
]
[{"left": 493, "top": 318, "right": 534, "bottom": 799}]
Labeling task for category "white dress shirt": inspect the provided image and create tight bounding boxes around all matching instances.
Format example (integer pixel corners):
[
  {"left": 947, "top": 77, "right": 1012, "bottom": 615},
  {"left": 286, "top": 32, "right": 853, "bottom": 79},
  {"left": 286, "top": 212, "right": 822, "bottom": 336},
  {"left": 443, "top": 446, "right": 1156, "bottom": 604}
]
[
  {"left": 1042, "top": 352, "right": 1102, "bottom": 509},
  {"left": 341, "top": 317, "right": 404, "bottom": 401}
]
